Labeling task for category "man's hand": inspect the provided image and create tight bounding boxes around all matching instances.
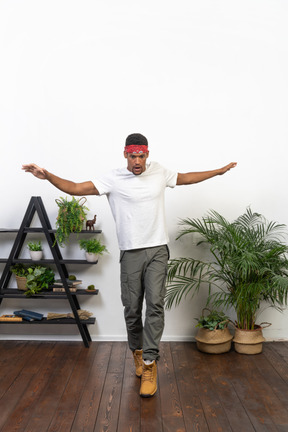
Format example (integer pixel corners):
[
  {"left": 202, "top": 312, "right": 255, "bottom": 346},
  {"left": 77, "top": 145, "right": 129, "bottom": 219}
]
[
  {"left": 218, "top": 162, "right": 237, "bottom": 175},
  {"left": 22, "top": 163, "right": 99, "bottom": 196},
  {"left": 22, "top": 163, "right": 47, "bottom": 180},
  {"left": 177, "top": 162, "right": 237, "bottom": 185}
]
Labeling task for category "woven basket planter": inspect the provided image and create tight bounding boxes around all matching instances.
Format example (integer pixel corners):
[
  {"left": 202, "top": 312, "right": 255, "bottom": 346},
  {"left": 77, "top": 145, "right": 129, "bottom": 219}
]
[
  {"left": 196, "top": 328, "right": 233, "bottom": 354},
  {"left": 233, "top": 326, "right": 267, "bottom": 354},
  {"left": 15, "top": 275, "right": 28, "bottom": 291}
]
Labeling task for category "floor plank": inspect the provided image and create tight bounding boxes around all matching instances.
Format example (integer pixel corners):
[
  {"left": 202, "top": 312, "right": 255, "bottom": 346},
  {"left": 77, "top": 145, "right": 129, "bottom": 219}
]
[
  {"left": 158, "top": 342, "right": 186, "bottom": 432},
  {"left": 117, "top": 349, "right": 141, "bottom": 432},
  {"left": 170, "top": 342, "right": 210, "bottom": 432},
  {"left": 0, "top": 341, "right": 40, "bottom": 400},
  {"left": 0, "top": 341, "right": 288, "bottom": 432},
  {"left": 23, "top": 343, "right": 83, "bottom": 432},
  {"left": 205, "top": 352, "right": 256, "bottom": 432},
  {"left": 0, "top": 342, "right": 56, "bottom": 432},
  {"left": 93, "top": 342, "right": 126, "bottom": 432},
  {"left": 184, "top": 343, "right": 233, "bottom": 432},
  {"left": 264, "top": 343, "right": 288, "bottom": 386},
  {"left": 70, "top": 342, "right": 113, "bottom": 432},
  {"left": 222, "top": 351, "right": 279, "bottom": 432},
  {"left": 48, "top": 342, "right": 99, "bottom": 432}
]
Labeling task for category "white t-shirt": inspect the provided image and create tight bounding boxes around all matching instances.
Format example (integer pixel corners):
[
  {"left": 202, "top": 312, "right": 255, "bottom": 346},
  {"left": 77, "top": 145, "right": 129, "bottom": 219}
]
[{"left": 93, "top": 161, "right": 178, "bottom": 250}]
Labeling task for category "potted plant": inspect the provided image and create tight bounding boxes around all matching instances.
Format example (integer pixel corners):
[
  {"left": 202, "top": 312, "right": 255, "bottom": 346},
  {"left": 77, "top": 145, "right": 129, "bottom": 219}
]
[
  {"left": 195, "top": 309, "right": 233, "bottom": 354},
  {"left": 27, "top": 241, "right": 43, "bottom": 260},
  {"left": 54, "top": 196, "right": 89, "bottom": 247},
  {"left": 10, "top": 264, "right": 29, "bottom": 291},
  {"left": 25, "top": 265, "right": 55, "bottom": 297},
  {"left": 79, "top": 238, "right": 108, "bottom": 262},
  {"left": 10, "top": 264, "right": 55, "bottom": 296},
  {"left": 165, "top": 208, "right": 288, "bottom": 354}
]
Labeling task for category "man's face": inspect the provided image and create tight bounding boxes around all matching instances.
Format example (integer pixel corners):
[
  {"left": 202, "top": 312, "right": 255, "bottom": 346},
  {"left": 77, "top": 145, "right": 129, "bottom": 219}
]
[{"left": 124, "top": 151, "right": 149, "bottom": 175}]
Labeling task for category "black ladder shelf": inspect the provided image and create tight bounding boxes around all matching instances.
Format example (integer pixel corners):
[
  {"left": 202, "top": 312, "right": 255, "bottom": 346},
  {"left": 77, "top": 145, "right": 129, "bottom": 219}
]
[{"left": 0, "top": 196, "right": 101, "bottom": 347}]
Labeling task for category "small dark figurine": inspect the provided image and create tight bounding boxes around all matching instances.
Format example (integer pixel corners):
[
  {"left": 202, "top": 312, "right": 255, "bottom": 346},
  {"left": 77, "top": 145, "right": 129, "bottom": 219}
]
[{"left": 86, "top": 215, "right": 97, "bottom": 230}]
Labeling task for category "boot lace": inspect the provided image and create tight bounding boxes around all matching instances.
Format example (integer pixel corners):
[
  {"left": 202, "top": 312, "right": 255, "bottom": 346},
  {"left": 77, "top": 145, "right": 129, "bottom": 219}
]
[{"left": 142, "top": 364, "right": 155, "bottom": 382}]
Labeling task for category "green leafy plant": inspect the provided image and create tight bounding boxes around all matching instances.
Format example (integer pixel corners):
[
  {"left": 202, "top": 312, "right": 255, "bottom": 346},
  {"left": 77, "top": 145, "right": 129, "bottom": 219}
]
[
  {"left": 87, "top": 284, "right": 96, "bottom": 290},
  {"left": 10, "top": 264, "right": 29, "bottom": 277},
  {"left": 196, "top": 309, "right": 230, "bottom": 331},
  {"left": 55, "top": 196, "right": 89, "bottom": 247},
  {"left": 27, "top": 241, "right": 42, "bottom": 251},
  {"left": 165, "top": 208, "right": 288, "bottom": 330},
  {"left": 10, "top": 264, "right": 55, "bottom": 296},
  {"left": 79, "top": 238, "right": 107, "bottom": 255},
  {"left": 25, "top": 266, "right": 55, "bottom": 297}
]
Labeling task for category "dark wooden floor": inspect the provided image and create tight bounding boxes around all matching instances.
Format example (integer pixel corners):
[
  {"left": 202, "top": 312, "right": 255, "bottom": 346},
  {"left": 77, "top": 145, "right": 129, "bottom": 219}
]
[{"left": 0, "top": 341, "right": 288, "bottom": 432}]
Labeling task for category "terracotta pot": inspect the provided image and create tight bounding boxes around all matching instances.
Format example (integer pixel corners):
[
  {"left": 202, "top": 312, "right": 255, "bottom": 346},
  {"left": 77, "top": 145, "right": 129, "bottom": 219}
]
[
  {"left": 233, "top": 326, "right": 266, "bottom": 354},
  {"left": 15, "top": 276, "right": 28, "bottom": 291},
  {"left": 195, "top": 327, "right": 233, "bottom": 354}
]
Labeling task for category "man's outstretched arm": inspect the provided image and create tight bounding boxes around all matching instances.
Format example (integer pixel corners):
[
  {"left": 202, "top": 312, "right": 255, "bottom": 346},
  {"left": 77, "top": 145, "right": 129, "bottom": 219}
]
[
  {"left": 22, "top": 163, "right": 99, "bottom": 196},
  {"left": 176, "top": 162, "right": 237, "bottom": 185}
]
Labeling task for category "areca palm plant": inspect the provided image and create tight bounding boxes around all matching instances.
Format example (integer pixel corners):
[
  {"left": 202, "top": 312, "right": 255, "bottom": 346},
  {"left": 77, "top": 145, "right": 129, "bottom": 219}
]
[{"left": 165, "top": 208, "right": 288, "bottom": 330}]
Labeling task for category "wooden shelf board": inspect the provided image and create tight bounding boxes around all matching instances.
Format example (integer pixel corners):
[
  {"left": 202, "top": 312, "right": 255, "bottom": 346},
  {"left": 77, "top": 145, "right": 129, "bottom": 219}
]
[
  {"left": 0, "top": 288, "right": 99, "bottom": 298},
  {"left": 0, "top": 317, "right": 96, "bottom": 324},
  {"left": 0, "top": 228, "right": 102, "bottom": 234},
  {"left": 8, "top": 259, "right": 98, "bottom": 265}
]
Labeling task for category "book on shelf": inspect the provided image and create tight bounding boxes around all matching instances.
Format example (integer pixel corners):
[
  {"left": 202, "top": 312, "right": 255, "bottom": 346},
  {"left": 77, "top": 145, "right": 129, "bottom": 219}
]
[
  {"left": 53, "top": 287, "right": 77, "bottom": 292},
  {"left": 14, "top": 310, "right": 44, "bottom": 321},
  {"left": 0, "top": 314, "right": 23, "bottom": 322},
  {"left": 54, "top": 279, "right": 82, "bottom": 287}
]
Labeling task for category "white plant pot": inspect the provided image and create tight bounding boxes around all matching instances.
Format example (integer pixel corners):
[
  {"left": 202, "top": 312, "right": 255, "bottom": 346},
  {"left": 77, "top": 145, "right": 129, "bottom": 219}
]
[
  {"left": 85, "top": 252, "right": 98, "bottom": 263},
  {"left": 29, "top": 250, "right": 43, "bottom": 261}
]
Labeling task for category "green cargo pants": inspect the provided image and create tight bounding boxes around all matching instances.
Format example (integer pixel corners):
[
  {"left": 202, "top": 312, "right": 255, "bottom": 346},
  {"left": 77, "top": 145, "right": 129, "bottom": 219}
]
[{"left": 120, "top": 245, "right": 169, "bottom": 361}]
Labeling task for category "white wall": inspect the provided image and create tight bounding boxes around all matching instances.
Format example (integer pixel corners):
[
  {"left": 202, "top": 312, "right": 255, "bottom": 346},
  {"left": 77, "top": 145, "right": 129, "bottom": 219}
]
[{"left": 1, "top": 0, "right": 288, "bottom": 341}]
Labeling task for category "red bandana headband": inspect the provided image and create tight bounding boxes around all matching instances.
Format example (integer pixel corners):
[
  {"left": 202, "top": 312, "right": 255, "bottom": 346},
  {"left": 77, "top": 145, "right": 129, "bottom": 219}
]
[{"left": 124, "top": 145, "right": 148, "bottom": 154}]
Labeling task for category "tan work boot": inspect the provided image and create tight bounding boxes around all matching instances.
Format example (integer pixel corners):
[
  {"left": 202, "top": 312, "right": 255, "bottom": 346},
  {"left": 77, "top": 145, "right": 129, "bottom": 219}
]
[
  {"left": 133, "top": 349, "right": 143, "bottom": 377},
  {"left": 140, "top": 360, "right": 157, "bottom": 397}
]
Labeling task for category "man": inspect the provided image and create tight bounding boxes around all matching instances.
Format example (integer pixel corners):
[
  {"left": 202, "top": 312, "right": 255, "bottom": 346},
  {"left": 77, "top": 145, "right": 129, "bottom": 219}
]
[{"left": 22, "top": 133, "right": 237, "bottom": 398}]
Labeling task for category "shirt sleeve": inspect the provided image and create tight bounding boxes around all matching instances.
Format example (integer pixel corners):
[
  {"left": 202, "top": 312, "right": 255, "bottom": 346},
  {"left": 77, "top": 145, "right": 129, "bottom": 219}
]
[
  {"left": 92, "top": 171, "right": 114, "bottom": 196},
  {"left": 164, "top": 167, "right": 178, "bottom": 188}
]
